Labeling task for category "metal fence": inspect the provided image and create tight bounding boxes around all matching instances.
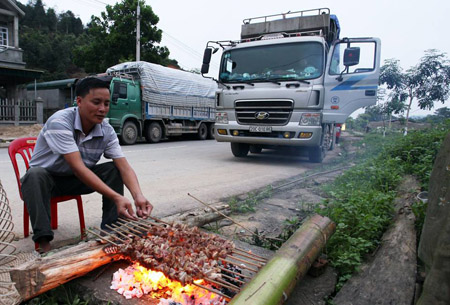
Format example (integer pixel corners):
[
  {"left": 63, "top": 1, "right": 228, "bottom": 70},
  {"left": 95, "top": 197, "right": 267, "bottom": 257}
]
[{"left": 0, "top": 98, "right": 43, "bottom": 125}]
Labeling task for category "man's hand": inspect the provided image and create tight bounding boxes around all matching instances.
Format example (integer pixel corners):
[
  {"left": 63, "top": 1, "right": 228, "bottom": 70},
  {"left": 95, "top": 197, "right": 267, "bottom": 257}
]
[
  {"left": 134, "top": 193, "right": 153, "bottom": 218},
  {"left": 115, "top": 196, "right": 138, "bottom": 220}
]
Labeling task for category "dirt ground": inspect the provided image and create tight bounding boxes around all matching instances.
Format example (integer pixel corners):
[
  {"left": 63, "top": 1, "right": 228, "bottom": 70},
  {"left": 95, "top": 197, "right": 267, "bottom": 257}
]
[
  {"left": 214, "top": 137, "right": 354, "bottom": 243},
  {"left": 0, "top": 124, "right": 43, "bottom": 141}
]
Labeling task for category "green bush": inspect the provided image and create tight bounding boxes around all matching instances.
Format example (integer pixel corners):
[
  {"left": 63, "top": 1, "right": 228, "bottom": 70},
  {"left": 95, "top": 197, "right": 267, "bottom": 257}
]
[{"left": 318, "top": 121, "right": 449, "bottom": 290}]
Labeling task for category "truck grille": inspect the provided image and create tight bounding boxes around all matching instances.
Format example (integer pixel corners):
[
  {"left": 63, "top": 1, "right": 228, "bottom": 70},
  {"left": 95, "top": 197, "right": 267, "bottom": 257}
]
[{"left": 235, "top": 100, "right": 293, "bottom": 125}]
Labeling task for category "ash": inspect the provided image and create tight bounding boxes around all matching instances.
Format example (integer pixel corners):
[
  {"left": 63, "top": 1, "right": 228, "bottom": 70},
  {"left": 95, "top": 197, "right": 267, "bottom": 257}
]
[{"left": 158, "top": 297, "right": 227, "bottom": 305}]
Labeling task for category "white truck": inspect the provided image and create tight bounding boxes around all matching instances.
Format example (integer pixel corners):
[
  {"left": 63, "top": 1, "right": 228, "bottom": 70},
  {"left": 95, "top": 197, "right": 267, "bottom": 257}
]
[{"left": 201, "top": 8, "right": 381, "bottom": 162}]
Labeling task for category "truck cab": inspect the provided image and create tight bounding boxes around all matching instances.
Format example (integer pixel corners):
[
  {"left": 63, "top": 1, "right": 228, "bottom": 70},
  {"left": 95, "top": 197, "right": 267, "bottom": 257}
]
[{"left": 202, "top": 8, "right": 381, "bottom": 162}]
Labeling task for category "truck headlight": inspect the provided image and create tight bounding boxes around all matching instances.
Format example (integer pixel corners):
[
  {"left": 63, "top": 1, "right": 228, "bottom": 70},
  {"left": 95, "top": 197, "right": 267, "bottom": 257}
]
[
  {"left": 299, "top": 113, "right": 321, "bottom": 126},
  {"left": 216, "top": 112, "right": 228, "bottom": 124}
]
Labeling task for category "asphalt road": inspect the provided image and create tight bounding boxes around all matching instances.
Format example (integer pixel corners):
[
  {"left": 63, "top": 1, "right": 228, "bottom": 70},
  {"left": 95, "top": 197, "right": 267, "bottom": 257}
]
[{"left": 0, "top": 138, "right": 322, "bottom": 252}]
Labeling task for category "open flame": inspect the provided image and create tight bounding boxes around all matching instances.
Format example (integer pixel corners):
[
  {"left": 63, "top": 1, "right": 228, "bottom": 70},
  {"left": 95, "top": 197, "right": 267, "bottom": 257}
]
[{"left": 111, "top": 263, "right": 227, "bottom": 305}]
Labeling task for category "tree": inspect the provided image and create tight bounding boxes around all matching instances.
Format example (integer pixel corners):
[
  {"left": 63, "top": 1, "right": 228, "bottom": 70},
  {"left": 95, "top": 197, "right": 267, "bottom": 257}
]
[
  {"left": 58, "top": 11, "right": 84, "bottom": 35},
  {"left": 434, "top": 107, "right": 450, "bottom": 118},
  {"left": 379, "top": 50, "right": 450, "bottom": 134},
  {"left": 379, "top": 58, "right": 408, "bottom": 117},
  {"left": 74, "top": 0, "right": 171, "bottom": 73},
  {"left": 18, "top": 0, "right": 86, "bottom": 79}
]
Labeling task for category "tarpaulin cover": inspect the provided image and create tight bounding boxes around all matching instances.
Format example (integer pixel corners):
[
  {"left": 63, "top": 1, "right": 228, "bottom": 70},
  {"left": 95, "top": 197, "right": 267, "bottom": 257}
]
[{"left": 107, "top": 61, "right": 216, "bottom": 108}]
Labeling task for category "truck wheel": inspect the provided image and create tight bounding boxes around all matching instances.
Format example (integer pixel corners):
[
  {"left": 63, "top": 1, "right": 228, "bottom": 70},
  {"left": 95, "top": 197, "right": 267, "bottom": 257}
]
[
  {"left": 249, "top": 145, "right": 262, "bottom": 154},
  {"left": 120, "top": 121, "right": 138, "bottom": 145},
  {"left": 207, "top": 123, "right": 215, "bottom": 139},
  {"left": 231, "top": 143, "right": 249, "bottom": 157},
  {"left": 308, "top": 145, "right": 325, "bottom": 163},
  {"left": 197, "top": 123, "right": 208, "bottom": 140},
  {"left": 145, "top": 122, "right": 162, "bottom": 143},
  {"left": 309, "top": 126, "right": 328, "bottom": 163},
  {"left": 329, "top": 125, "right": 336, "bottom": 151}
]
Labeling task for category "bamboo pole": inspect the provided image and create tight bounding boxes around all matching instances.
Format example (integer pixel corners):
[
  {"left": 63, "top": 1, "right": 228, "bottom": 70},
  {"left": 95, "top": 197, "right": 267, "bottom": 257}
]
[{"left": 228, "top": 214, "right": 336, "bottom": 305}]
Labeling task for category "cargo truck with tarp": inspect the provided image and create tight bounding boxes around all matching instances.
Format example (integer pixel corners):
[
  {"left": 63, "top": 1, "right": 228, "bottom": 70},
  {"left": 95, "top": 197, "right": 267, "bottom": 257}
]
[
  {"left": 105, "top": 61, "right": 217, "bottom": 145},
  {"left": 201, "top": 8, "right": 381, "bottom": 162}
]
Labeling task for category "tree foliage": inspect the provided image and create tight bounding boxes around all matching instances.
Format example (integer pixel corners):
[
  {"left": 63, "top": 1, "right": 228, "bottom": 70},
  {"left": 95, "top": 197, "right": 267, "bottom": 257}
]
[
  {"left": 434, "top": 107, "right": 450, "bottom": 118},
  {"left": 409, "top": 50, "right": 450, "bottom": 110},
  {"left": 73, "top": 0, "right": 176, "bottom": 73},
  {"left": 378, "top": 50, "right": 450, "bottom": 132},
  {"left": 17, "top": 0, "right": 178, "bottom": 80},
  {"left": 17, "top": 0, "right": 85, "bottom": 80}
]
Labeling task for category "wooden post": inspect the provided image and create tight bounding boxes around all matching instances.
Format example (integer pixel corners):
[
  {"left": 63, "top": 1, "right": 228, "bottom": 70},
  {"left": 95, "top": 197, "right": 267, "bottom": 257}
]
[
  {"left": 9, "top": 241, "right": 121, "bottom": 302},
  {"left": 228, "top": 214, "right": 336, "bottom": 305}
]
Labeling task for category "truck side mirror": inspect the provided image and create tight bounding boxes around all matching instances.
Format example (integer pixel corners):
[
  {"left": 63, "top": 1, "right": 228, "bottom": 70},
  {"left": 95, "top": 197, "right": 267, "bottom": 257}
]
[
  {"left": 201, "top": 48, "right": 212, "bottom": 74},
  {"left": 343, "top": 47, "right": 360, "bottom": 66}
]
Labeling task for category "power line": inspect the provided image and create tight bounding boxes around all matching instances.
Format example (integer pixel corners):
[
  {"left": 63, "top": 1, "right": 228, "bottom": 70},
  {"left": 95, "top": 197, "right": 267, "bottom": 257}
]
[
  {"left": 87, "top": 0, "right": 109, "bottom": 5},
  {"left": 161, "top": 29, "right": 220, "bottom": 75},
  {"left": 162, "top": 30, "right": 204, "bottom": 59}
]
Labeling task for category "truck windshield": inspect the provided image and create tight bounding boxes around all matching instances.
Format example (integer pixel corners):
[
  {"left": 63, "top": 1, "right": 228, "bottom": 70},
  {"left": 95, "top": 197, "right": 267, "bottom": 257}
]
[{"left": 219, "top": 42, "right": 323, "bottom": 83}]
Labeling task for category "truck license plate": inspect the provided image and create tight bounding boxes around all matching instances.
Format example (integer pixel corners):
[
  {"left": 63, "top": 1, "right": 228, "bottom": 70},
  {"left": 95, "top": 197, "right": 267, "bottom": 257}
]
[{"left": 249, "top": 126, "right": 272, "bottom": 133}]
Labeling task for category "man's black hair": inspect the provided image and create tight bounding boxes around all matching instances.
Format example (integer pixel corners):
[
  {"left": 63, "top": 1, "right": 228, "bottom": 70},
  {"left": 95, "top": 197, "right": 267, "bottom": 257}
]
[{"left": 75, "top": 75, "right": 113, "bottom": 97}]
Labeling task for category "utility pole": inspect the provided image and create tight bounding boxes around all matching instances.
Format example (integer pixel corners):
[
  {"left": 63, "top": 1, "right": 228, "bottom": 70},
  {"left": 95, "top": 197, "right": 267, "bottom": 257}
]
[{"left": 136, "top": 2, "right": 141, "bottom": 61}]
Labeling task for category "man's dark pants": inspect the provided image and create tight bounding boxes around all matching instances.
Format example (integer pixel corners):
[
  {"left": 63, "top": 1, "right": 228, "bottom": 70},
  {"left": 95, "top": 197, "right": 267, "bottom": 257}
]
[{"left": 20, "top": 162, "right": 123, "bottom": 243}]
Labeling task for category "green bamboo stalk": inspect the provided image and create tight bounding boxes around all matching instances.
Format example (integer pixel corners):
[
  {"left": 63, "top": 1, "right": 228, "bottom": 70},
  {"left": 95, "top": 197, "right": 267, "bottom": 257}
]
[{"left": 229, "top": 214, "right": 336, "bottom": 305}]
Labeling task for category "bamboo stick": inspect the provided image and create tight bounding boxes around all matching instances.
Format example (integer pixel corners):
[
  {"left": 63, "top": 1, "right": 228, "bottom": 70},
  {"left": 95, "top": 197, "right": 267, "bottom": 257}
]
[
  {"left": 233, "top": 247, "right": 268, "bottom": 261},
  {"left": 206, "top": 277, "right": 241, "bottom": 292},
  {"left": 111, "top": 224, "right": 140, "bottom": 238},
  {"left": 213, "top": 277, "right": 241, "bottom": 291},
  {"left": 220, "top": 273, "right": 246, "bottom": 285},
  {"left": 131, "top": 219, "right": 155, "bottom": 231},
  {"left": 116, "top": 219, "right": 146, "bottom": 236},
  {"left": 93, "top": 227, "right": 126, "bottom": 243},
  {"left": 219, "top": 266, "right": 252, "bottom": 280},
  {"left": 139, "top": 218, "right": 165, "bottom": 228},
  {"left": 227, "top": 255, "right": 264, "bottom": 268},
  {"left": 110, "top": 223, "right": 140, "bottom": 239},
  {"left": 192, "top": 282, "right": 231, "bottom": 300},
  {"left": 222, "top": 258, "right": 258, "bottom": 273},
  {"left": 85, "top": 228, "right": 120, "bottom": 246},
  {"left": 122, "top": 219, "right": 154, "bottom": 234},
  {"left": 232, "top": 250, "right": 267, "bottom": 263},
  {"left": 105, "top": 224, "right": 132, "bottom": 240},
  {"left": 147, "top": 215, "right": 171, "bottom": 226}
]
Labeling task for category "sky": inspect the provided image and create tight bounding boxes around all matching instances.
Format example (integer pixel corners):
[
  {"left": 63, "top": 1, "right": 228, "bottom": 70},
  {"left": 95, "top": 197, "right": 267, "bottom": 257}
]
[{"left": 17, "top": 0, "right": 450, "bottom": 117}]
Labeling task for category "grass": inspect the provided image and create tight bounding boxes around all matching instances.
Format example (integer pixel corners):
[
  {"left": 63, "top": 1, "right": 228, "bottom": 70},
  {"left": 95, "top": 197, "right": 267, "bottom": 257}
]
[
  {"left": 319, "top": 120, "right": 449, "bottom": 290},
  {"left": 253, "top": 120, "right": 449, "bottom": 291},
  {"left": 23, "top": 285, "right": 89, "bottom": 305},
  {"left": 227, "top": 185, "right": 273, "bottom": 213}
]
